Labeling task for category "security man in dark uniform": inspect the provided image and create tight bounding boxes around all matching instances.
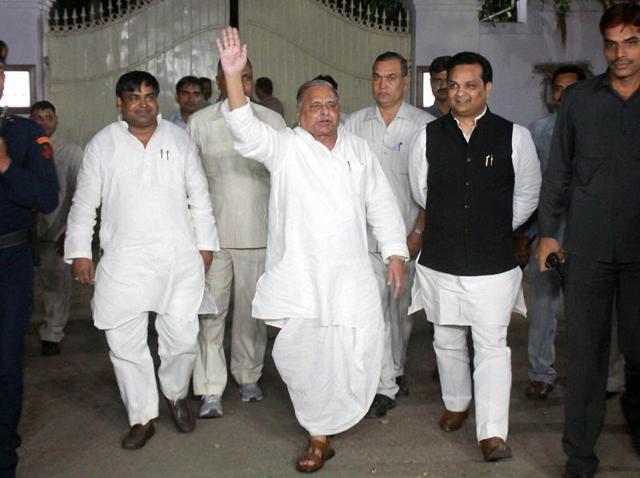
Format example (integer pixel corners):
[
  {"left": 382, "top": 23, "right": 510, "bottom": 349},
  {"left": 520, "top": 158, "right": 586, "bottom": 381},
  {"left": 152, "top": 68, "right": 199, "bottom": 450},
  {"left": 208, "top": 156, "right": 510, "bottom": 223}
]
[
  {"left": 536, "top": 4, "right": 640, "bottom": 477},
  {"left": 0, "top": 62, "right": 59, "bottom": 478}
]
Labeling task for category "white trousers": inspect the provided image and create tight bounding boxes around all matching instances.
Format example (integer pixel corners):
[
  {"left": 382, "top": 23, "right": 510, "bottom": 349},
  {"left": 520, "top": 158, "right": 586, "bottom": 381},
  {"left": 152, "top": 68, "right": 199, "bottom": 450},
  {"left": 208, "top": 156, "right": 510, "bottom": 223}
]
[
  {"left": 271, "top": 318, "right": 383, "bottom": 436},
  {"left": 37, "top": 241, "right": 72, "bottom": 343},
  {"left": 105, "top": 311, "right": 198, "bottom": 426},
  {"left": 193, "top": 248, "right": 267, "bottom": 395},
  {"left": 369, "top": 253, "right": 415, "bottom": 399},
  {"left": 434, "top": 322, "right": 511, "bottom": 442}
]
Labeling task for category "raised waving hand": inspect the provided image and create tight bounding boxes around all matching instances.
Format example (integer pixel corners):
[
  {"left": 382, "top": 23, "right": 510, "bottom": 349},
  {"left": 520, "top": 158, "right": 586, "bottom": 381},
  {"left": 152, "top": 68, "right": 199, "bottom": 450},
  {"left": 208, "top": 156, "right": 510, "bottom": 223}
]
[
  {"left": 216, "top": 27, "right": 248, "bottom": 110},
  {"left": 216, "top": 27, "right": 247, "bottom": 77}
]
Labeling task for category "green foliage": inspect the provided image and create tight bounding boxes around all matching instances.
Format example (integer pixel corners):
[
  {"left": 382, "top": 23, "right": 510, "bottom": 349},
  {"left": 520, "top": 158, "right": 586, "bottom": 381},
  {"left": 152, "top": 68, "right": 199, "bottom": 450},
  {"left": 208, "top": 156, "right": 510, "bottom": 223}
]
[{"left": 541, "top": 0, "right": 573, "bottom": 16}]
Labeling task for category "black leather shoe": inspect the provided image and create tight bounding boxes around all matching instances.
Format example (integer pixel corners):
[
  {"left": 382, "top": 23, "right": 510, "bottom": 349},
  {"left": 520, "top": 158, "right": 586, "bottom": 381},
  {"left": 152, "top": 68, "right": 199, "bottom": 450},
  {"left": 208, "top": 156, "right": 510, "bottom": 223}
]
[
  {"left": 41, "top": 341, "right": 60, "bottom": 356},
  {"left": 396, "top": 375, "right": 409, "bottom": 396},
  {"left": 526, "top": 381, "right": 554, "bottom": 400},
  {"left": 122, "top": 421, "right": 155, "bottom": 449},
  {"left": 365, "top": 394, "right": 396, "bottom": 418},
  {"left": 164, "top": 397, "right": 195, "bottom": 433}
]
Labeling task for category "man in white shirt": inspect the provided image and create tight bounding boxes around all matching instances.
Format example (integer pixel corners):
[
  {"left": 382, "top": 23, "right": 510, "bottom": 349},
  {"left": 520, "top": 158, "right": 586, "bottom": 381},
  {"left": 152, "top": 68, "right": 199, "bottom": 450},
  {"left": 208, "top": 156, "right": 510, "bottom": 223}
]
[
  {"left": 217, "top": 27, "right": 408, "bottom": 473},
  {"left": 409, "top": 52, "right": 540, "bottom": 461},
  {"left": 346, "top": 52, "right": 433, "bottom": 417},
  {"left": 30, "top": 101, "right": 83, "bottom": 357},
  {"left": 188, "top": 59, "right": 286, "bottom": 418},
  {"left": 65, "top": 71, "right": 218, "bottom": 450},
  {"left": 169, "top": 76, "right": 204, "bottom": 129}
]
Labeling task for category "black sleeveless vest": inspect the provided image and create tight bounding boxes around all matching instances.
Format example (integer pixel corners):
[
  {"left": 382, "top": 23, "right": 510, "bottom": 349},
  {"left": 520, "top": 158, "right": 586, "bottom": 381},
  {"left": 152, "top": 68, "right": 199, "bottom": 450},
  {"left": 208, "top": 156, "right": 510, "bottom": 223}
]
[{"left": 418, "top": 110, "right": 517, "bottom": 276}]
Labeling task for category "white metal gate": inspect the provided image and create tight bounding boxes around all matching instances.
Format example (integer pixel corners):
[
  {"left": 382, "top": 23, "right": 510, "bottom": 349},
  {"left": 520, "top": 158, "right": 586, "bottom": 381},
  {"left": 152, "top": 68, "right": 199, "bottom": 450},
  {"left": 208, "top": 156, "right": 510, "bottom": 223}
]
[
  {"left": 239, "top": 0, "right": 411, "bottom": 124},
  {"left": 46, "top": 0, "right": 410, "bottom": 144},
  {"left": 47, "top": 0, "right": 228, "bottom": 145}
]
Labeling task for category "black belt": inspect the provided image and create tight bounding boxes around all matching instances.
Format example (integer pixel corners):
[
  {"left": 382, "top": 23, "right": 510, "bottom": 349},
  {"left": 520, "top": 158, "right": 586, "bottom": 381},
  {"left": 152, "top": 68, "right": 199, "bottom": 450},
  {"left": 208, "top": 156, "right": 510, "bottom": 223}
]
[{"left": 0, "top": 229, "right": 30, "bottom": 249}]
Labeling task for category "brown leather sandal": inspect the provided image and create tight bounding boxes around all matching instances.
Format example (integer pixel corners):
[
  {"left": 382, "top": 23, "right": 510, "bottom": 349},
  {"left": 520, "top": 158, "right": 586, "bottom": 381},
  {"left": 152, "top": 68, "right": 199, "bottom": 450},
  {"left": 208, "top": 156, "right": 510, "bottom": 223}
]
[{"left": 295, "top": 437, "right": 336, "bottom": 473}]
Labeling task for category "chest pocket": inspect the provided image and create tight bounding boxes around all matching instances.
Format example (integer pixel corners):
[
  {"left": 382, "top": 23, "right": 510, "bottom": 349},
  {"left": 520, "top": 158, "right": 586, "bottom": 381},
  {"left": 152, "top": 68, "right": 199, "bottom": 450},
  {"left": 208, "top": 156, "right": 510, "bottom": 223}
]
[
  {"left": 347, "top": 160, "right": 366, "bottom": 197},
  {"left": 389, "top": 151, "right": 409, "bottom": 176},
  {"left": 473, "top": 152, "right": 513, "bottom": 191},
  {"left": 152, "top": 144, "right": 185, "bottom": 191}
]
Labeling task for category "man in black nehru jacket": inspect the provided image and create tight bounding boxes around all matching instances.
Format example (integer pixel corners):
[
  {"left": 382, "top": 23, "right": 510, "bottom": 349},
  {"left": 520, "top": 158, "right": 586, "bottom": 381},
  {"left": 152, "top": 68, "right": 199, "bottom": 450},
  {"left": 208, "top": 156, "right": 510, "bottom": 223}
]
[{"left": 409, "top": 51, "right": 540, "bottom": 462}]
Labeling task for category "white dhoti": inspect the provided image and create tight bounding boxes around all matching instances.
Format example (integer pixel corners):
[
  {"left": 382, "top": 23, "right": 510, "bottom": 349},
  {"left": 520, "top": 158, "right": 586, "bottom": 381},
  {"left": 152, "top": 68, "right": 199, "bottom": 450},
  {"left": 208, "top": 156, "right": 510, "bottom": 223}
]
[
  {"left": 37, "top": 241, "right": 72, "bottom": 343},
  {"left": 369, "top": 252, "right": 415, "bottom": 398},
  {"left": 270, "top": 318, "right": 384, "bottom": 436},
  {"left": 413, "top": 264, "right": 521, "bottom": 441},
  {"left": 193, "top": 248, "right": 267, "bottom": 395}
]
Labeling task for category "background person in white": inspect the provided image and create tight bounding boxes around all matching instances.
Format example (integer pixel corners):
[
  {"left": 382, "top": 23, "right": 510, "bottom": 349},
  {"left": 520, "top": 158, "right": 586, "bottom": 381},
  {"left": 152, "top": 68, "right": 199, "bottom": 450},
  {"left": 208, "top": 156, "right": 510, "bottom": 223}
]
[
  {"left": 64, "top": 71, "right": 218, "bottom": 450},
  {"left": 188, "top": 59, "right": 286, "bottom": 417},
  {"left": 409, "top": 52, "right": 540, "bottom": 461},
  {"left": 217, "top": 27, "right": 408, "bottom": 473},
  {"left": 345, "top": 51, "right": 433, "bottom": 418},
  {"left": 30, "top": 100, "right": 82, "bottom": 357}
]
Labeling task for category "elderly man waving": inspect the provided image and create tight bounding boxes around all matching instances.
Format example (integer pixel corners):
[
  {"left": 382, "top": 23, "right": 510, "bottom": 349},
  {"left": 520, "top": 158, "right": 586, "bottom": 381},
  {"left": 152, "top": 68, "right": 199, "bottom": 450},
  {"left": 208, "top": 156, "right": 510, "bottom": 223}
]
[{"left": 217, "top": 27, "right": 408, "bottom": 473}]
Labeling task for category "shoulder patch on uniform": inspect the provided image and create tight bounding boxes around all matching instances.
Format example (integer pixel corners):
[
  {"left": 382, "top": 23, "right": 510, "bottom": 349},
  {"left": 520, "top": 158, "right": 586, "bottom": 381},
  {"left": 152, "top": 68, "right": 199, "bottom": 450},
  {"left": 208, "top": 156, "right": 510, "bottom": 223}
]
[{"left": 36, "top": 136, "right": 54, "bottom": 160}]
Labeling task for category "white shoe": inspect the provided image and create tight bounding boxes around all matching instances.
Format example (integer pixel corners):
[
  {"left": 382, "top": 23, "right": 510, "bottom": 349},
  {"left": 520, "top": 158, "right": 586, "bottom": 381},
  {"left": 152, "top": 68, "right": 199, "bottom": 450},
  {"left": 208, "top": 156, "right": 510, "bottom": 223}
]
[
  {"left": 199, "top": 394, "right": 223, "bottom": 418},
  {"left": 239, "top": 382, "right": 263, "bottom": 402}
]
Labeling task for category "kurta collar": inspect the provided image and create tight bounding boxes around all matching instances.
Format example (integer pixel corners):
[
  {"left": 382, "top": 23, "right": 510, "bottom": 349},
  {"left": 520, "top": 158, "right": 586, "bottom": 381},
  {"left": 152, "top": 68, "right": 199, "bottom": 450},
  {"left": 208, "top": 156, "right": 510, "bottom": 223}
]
[
  {"left": 295, "top": 123, "right": 343, "bottom": 153},
  {"left": 452, "top": 106, "right": 488, "bottom": 141},
  {"left": 117, "top": 113, "right": 163, "bottom": 130}
]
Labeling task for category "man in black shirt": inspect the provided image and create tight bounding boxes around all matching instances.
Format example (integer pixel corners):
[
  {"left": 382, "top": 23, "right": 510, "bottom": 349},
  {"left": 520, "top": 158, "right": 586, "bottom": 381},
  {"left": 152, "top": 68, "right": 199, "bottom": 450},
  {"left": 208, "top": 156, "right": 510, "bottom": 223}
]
[{"left": 536, "top": 4, "right": 640, "bottom": 477}]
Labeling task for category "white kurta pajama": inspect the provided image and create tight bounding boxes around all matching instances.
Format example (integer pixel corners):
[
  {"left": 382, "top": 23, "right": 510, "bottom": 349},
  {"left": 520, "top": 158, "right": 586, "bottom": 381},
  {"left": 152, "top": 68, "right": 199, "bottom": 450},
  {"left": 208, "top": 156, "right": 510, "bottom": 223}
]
[
  {"left": 65, "top": 118, "right": 218, "bottom": 426},
  {"left": 187, "top": 101, "right": 286, "bottom": 395},
  {"left": 223, "top": 102, "right": 408, "bottom": 435},
  {"left": 408, "top": 112, "right": 540, "bottom": 442},
  {"left": 37, "top": 133, "right": 83, "bottom": 343},
  {"left": 346, "top": 103, "right": 434, "bottom": 399}
]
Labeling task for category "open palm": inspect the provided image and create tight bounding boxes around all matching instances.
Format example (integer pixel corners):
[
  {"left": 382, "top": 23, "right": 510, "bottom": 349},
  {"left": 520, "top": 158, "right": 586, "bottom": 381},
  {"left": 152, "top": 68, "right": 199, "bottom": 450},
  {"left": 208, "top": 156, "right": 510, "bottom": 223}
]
[{"left": 216, "top": 27, "right": 247, "bottom": 75}]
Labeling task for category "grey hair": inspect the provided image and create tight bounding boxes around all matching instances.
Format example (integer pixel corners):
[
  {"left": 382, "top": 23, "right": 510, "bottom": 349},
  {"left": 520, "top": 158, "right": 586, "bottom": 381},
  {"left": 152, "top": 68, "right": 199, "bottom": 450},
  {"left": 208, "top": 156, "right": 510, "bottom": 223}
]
[{"left": 296, "top": 79, "right": 339, "bottom": 108}]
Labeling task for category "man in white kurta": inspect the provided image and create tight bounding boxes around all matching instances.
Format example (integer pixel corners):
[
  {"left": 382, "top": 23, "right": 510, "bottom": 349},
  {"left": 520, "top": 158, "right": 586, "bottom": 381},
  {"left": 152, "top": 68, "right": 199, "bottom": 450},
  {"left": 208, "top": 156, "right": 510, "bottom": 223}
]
[
  {"left": 30, "top": 101, "right": 82, "bottom": 356},
  {"left": 217, "top": 27, "right": 408, "bottom": 473},
  {"left": 65, "top": 71, "right": 218, "bottom": 449},
  {"left": 346, "top": 52, "right": 434, "bottom": 416},
  {"left": 408, "top": 53, "right": 540, "bottom": 461},
  {"left": 187, "top": 60, "right": 286, "bottom": 416}
]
